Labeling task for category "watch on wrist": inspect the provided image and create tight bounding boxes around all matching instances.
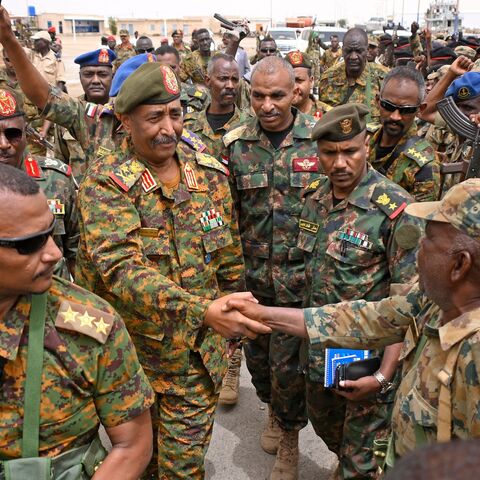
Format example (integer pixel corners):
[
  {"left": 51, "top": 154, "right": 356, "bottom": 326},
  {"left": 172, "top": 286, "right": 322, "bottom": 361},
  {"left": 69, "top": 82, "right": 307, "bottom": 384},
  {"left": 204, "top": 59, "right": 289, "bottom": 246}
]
[{"left": 373, "top": 370, "right": 394, "bottom": 394}]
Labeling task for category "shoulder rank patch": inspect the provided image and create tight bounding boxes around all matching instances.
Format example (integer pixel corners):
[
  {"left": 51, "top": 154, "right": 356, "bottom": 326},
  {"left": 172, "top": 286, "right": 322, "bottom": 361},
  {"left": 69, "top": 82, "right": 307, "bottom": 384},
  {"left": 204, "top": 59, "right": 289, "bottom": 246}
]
[
  {"left": 307, "top": 178, "right": 322, "bottom": 191},
  {"left": 299, "top": 219, "right": 319, "bottom": 234},
  {"left": 404, "top": 145, "right": 433, "bottom": 167},
  {"left": 38, "top": 157, "right": 72, "bottom": 176},
  {"left": 55, "top": 300, "right": 114, "bottom": 344},
  {"left": 99, "top": 102, "right": 115, "bottom": 117},
  {"left": 181, "top": 128, "right": 206, "bottom": 152},
  {"left": 195, "top": 152, "right": 229, "bottom": 175},
  {"left": 24, "top": 156, "right": 42, "bottom": 178},
  {"left": 109, "top": 159, "right": 145, "bottom": 192},
  {"left": 372, "top": 187, "right": 408, "bottom": 220},
  {"left": 223, "top": 125, "right": 248, "bottom": 147},
  {"left": 141, "top": 168, "right": 157, "bottom": 193},
  {"left": 184, "top": 162, "right": 199, "bottom": 190}
]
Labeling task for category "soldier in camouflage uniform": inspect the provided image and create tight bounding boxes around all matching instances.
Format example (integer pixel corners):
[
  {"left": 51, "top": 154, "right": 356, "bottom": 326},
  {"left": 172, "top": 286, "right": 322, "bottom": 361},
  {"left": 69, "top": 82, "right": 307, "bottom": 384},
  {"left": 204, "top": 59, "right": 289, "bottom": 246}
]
[
  {"left": 75, "top": 63, "right": 269, "bottom": 479},
  {"left": 319, "top": 28, "right": 388, "bottom": 125},
  {"left": 320, "top": 34, "right": 342, "bottom": 72},
  {"left": 224, "top": 56, "right": 323, "bottom": 480},
  {"left": 225, "top": 178, "right": 480, "bottom": 472},
  {"left": 368, "top": 67, "right": 440, "bottom": 201},
  {"left": 113, "top": 29, "right": 136, "bottom": 71},
  {"left": 0, "top": 86, "right": 78, "bottom": 280},
  {"left": 172, "top": 29, "right": 191, "bottom": 61},
  {"left": 0, "top": 164, "right": 155, "bottom": 478}
]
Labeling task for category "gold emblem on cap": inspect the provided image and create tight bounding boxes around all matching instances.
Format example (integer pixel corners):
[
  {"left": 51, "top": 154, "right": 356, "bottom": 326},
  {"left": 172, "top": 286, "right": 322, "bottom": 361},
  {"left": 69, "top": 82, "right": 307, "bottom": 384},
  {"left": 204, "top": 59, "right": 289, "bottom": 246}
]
[
  {"left": 160, "top": 65, "right": 180, "bottom": 95},
  {"left": 339, "top": 118, "right": 353, "bottom": 135},
  {"left": 289, "top": 51, "right": 303, "bottom": 65},
  {"left": 0, "top": 90, "right": 17, "bottom": 117},
  {"left": 98, "top": 49, "right": 110, "bottom": 63},
  {"left": 458, "top": 86, "right": 471, "bottom": 100}
]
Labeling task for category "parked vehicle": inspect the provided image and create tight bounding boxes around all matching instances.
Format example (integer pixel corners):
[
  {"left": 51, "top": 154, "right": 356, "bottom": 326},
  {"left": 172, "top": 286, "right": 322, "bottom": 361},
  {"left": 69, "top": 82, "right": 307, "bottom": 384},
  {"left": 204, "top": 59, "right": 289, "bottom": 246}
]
[
  {"left": 266, "top": 27, "right": 300, "bottom": 56},
  {"left": 297, "top": 26, "right": 348, "bottom": 53}
]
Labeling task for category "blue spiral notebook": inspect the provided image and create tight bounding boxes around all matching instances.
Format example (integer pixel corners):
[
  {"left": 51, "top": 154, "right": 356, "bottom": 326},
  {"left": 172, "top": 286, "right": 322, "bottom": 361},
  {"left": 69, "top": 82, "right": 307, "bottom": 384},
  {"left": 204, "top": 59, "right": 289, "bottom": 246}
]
[{"left": 324, "top": 348, "right": 370, "bottom": 388}]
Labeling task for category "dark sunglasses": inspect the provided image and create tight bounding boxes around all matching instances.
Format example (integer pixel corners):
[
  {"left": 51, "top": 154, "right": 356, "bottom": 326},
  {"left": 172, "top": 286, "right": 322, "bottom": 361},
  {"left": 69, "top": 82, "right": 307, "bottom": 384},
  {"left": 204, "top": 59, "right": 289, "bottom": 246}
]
[
  {"left": 1, "top": 127, "right": 24, "bottom": 143},
  {"left": 260, "top": 48, "right": 276, "bottom": 53},
  {"left": 137, "top": 47, "right": 155, "bottom": 53},
  {"left": 379, "top": 98, "right": 420, "bottom": 115},
  {"left": 0, "top": 218, "right": 55, "bottom": 255}
]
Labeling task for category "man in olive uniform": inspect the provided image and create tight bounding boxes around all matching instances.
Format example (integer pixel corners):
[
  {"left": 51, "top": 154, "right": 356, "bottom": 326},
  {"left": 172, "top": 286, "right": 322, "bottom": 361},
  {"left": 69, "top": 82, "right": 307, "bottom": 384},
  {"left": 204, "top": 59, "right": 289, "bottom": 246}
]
[
  {"left": 319, "top": 28, "right": 388, "bottom": 125},
  {"left": 113, "top": 29, "right": 135, "bottom": 70},
  {"left": 368, "top": 66, "right": 440, "bottom": 201},
  {"left": 320, "top": 34, "right": 342, "bottom": 72},
  {"left": 75, "top": 63, "right": 270, "bottom": 479},
  {"left": 0, "top": 163, "right": 155, "bottom": 479},
  {"left": 172, "top": 29, "right": 191, "bottom": 60},
  {"left": 0, "top": 86, "right": 78, "bottom": 280},
  {"left": 224, "top": 56, "right": 323, "bottom": 479}
]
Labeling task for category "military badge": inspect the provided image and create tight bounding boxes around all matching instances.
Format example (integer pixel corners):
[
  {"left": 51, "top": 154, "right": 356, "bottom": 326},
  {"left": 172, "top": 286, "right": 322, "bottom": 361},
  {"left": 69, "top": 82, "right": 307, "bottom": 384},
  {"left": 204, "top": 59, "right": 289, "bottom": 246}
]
[
  {"left": 24, "top": 157, "right": 41, "bottom": 178},
  {"left": 161, "top": 65, "right": 180, "bottom": 95},
  {"left": 146, "top": 53, "right": 156, "bottom": 63},
  {"left": 98, "top": 48, "right": 110, "bottom": 64},
  {"left": 184, "top": 162, "right": 199, "bottom": 190},
  {"left": 376, "top": 193, "right": 391, "bottom": 206},
  {"left": 337, "top": 228, "right": 373, "bottom": 250},
  {"left": 0, "top": 89, "right": 17, "bottom": 117},
  {"left": 141, "top": 169, "right": 157, "bottom": 193},
  {"left": 299, "top": 219, "right": 319, "bottom": 234},
  {"left": 293, "top": 157, "right": 319, "bottom": 172},
  {"left": 289, "top": 51, "right": 303, "bottom": 65},
  {"left": 339, "top": 118, "right": 353, "bottom": 135},
  {"left": 200, "top": 208, "right": 224, "bottom": 232},
  {"left": 47, "top": 199, "right": 65, "bottom": 215},
  {"left": 181, "top": 129, "right": 206, "bottom": 152},
  {"left": 458, "top": 86, "right": 471, "bottom": 100}
]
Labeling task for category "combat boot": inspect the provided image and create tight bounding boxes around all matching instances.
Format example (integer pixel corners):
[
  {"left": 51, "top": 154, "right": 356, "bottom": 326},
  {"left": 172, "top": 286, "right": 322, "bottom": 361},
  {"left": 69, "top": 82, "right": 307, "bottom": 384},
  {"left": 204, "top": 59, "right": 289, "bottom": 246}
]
[
  {"left": 219, "top": 348, "right": 242, "bottom": 405},
  {"left": 261, "top": 404, "right": 282, "bottom": 454},
  {"left": 269, "top": 429, "right": 299, "bottom": 480}
]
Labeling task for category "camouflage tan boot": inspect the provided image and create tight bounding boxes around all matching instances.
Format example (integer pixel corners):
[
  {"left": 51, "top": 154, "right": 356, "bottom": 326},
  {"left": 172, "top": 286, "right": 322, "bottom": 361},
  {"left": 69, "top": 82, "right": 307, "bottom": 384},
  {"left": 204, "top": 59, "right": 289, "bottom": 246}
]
[
  {"left": 261, "top": 404, "right": 282, "bottom": 455},
  {"left": 218, "top": 348, "right": 242, "bottom": 405},
  {"left": 269, "top": 429, "right": 299, "bottom": 480}
]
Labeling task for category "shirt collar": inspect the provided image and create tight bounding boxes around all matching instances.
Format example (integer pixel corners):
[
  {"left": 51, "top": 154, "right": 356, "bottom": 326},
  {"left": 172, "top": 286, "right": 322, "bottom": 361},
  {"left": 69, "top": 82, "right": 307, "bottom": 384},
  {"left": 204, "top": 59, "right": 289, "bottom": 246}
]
[{"left": 438, "top": 307, "right": 480, "bottom": 351}]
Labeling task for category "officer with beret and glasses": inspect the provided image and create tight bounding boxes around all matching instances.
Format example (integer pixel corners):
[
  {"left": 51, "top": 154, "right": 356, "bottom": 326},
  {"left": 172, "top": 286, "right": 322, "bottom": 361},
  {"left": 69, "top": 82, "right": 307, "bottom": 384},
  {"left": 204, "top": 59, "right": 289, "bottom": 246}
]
[
  {"left": 53, "top": 48, "right": 116, "bottom": 183},
  {"left": 0, "top": 163, "right": 155, "bottom": 479},
  {"left": 223, "top": 178, "right": 480, "bottom": 471},
  {"left": 368, "top": 66, "right": 441, "bottom": 202},
  {"left": 0, "top": 86, "right": 78, "bottom": 280},
  {"left": 74, "top": 62, "right": 270, "bottom": 479}
]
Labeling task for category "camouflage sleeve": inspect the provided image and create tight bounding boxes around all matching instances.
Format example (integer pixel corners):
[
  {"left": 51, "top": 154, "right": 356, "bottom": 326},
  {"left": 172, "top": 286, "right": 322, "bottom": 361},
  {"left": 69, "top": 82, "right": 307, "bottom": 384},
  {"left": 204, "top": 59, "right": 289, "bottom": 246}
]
[
  {"left": 317, "top": 73, "right": 331, "bottom": 105},
  {"left": 411, "top": 159, "right": 441, "bottom": 202},
  {"left": 53, "top": 126, "right": 70, "bottom": 163},
  {"left": 78, "top": 172, "right": 212, "bottom": 345},
  {"left": 179, "top": 58, "right": 190, "bottom": 83},
  {"left": 62, "top": 173, "right": 79, "bottom": 261},
  {"left": 304, "top": 283, "right": 423, "bottom": 351},
  {"left": 410, "top": 33, "right": 423, "bottom": 57},
  {"left": 94, "top": 313, "right": 155, "bottom": 428}
]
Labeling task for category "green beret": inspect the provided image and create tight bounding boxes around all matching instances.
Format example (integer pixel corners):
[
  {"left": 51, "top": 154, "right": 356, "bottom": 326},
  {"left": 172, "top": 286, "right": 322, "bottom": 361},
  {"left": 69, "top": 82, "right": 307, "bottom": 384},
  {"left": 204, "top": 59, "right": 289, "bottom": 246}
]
[
  {"left": 312, "top": 103, "right": 369, "bottom": 142},
  {"left": 285, "top": 51, "right": 312, "bottom": 69},
  {"left": 115, "top": 63, "right": 181, "bottom": 114}
]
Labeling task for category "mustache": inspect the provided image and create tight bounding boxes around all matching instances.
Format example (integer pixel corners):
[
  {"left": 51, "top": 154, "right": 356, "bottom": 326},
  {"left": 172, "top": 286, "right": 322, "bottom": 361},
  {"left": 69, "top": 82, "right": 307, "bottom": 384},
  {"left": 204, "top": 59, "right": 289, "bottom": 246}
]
[
  {"left": 151, "top": 134, "right": 178, "bottom": 146},
  {"left": 384, "top": 120, "right": 404, "bottom": 129}
]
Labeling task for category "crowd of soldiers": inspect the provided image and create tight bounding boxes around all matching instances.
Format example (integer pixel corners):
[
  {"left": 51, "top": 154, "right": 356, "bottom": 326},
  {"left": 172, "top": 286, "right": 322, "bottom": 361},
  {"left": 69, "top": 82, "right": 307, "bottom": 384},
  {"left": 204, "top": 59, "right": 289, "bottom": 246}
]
[{"left": 1, "top": 4, "right": 480, "bottom": 480}]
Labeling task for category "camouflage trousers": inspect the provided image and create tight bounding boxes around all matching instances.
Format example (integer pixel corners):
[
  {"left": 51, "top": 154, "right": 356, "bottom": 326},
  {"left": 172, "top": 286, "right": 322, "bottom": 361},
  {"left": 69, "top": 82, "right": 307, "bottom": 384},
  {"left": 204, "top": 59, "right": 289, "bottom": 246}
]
[
  {"left": 143, "top": 351, "right": 218, "bottom": 479},
  {"left": 244, "top": 299, "right": 307, "bottom": 431},
  {"left": 306, "top": 377, "right": 395, "bottom": 480}
]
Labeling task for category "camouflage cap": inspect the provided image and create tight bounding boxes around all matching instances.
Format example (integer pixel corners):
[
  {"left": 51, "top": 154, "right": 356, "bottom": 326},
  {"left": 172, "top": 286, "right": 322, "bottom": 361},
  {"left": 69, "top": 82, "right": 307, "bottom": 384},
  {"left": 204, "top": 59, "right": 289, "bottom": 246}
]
[
  {"left": 115, "top": 63, "right": 181, "bottom": 114},
  {"left": 368, "top": 37, "right": 379, "bottom": 47},
  {"left": 119, "top": 29, "right": 129, "bottom": 36},
  {"left": 285, "top": 51, "right": 312, "bottom": 69},
  {"left": 311, "top": 103, "right": 369, "bottom": 142},
  {"left": 427, "top": 64, "right": 450, "bottom": 81},
  {"left": 405, "top": 179, "right": 480, "bottom": 241},
  {"left": 31, "top": 30, "right": 51, "bottom": 42},
  {"left": 0, "top": 87, "right": 24, "bottom": 120},
  {"left": 454, "top": 45, "right": 477, "bottom": 60}
]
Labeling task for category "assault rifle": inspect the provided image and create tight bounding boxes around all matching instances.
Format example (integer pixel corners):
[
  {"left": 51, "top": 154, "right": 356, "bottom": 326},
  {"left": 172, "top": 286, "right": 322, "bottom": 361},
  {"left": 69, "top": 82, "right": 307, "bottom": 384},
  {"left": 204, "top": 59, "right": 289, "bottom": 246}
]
[{"left": 26, "top": 125, "right": 55, "bottom": 151}]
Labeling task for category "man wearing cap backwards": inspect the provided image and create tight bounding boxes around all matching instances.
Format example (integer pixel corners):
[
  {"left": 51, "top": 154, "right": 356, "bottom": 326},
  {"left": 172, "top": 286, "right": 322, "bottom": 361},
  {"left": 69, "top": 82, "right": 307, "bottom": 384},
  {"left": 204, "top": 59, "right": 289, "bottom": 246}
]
[
  {"left": 285, "top": 51, "right": 331, "bottom": 121},
  {"left": 223, "top": 56, "right": 323, "bottom": 479},
  {"left": 318, "top": 28, "right": 388, "bottom": 125},
  {"left": 224, "top": 177, "right": 480, "bottom": 469},
  {"left": 74, "top": 62, "right": 270, "bottom": 479},
  {"left": 53, "top": 47, "right": 116, "bottom": 184},
  {"left": 113, "top": 29, "right": 135, "bottom": 70},
  {"left": 0, "top": 163, "right": 155, "bottom": 479},
  {"left": 0, "top": 86, "right": 79, "bottom": 280},
  {"left": 368, "top": 66, "right": 440, "bottom": 202}
]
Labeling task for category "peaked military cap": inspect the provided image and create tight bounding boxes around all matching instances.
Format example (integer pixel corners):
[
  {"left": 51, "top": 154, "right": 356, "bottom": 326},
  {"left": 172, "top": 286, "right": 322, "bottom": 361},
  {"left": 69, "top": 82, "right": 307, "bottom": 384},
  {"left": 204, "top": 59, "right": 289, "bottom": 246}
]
[
  {"left": 311, "top": 103, "right": 369, "bottom": 142},
  {"left": 119, "top": 29, "right": 129, "bottom": 36},
  {"left": 445, "top": 72, "right": 480, "bottom": 102},
  {"left": 115, "top": 63, "right": 181, "bottom": 114},
  {"left": 0, "top": 87, "right": 24, "bottom": 120},
  {"left": 74, "top": 48, "right": 116, "bottom": 68},
  {"left": 285, "top": 51, "right": 312, "bottom": 69}
]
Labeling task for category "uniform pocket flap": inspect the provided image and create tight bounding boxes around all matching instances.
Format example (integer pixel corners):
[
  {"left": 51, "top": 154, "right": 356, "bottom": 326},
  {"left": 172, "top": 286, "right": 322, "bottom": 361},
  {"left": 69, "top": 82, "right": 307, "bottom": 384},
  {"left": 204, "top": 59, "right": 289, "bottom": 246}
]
[
  {"left": 288, "top": 246, "right": 305, "bottom": 261},
  {"left": 242, "top": 239, "right": 270, "bottom": 259},
  {"left": 236, "top": 172, "right": 269, "bottom": 190},
  {"left": 202, "top": 227, "right": 233, "bottom": 254},
  {"left": 140, "top": 232, "right": 170, "bottom": 257},
  {"left": 326, "top": 240, "right": 376, "bottom": 266},
  {"left": 297, "top": 230, "right": 317, "bottom": 253},
  {"left": 410, "top": 386, "right": 438, "bottom": 427}
]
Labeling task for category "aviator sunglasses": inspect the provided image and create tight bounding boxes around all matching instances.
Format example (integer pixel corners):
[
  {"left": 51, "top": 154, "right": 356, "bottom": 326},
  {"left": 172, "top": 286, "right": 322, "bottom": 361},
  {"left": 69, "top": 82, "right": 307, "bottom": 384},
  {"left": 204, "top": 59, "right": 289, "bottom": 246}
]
[
  {"left": 0, "top": 218, "right": 56, "bottom": 255},
  {"left": 379, "top": 98, "right": 420, "bottom": 115}
]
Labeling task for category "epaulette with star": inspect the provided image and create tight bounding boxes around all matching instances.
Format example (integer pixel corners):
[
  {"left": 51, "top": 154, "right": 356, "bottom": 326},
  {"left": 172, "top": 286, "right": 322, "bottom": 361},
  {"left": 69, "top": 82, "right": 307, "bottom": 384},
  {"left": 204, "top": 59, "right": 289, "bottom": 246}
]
[
  {"left": 55, "top": 300, "right": 114, "bottom": 344},
  {"left": 99, "top": 101, "right": 115, "bottom": 117},
  {"left": 37, "top": 157, "right": 72, "bottom": 177},
  {"left": 403, "top": 140, "right": 435, "bottom": 167},
  {"left": 109, "top": 158, "right": 145, "bottom": 192},
  {"left": 372, "top": 185, "right": 409, "bottom": 220},
  {"left": 195, "top": 152, "right": 229, "bottom": 175},
  {"left": 223, "top": 125, "right": 248, "bottom": 147},
  {"left": 181, "top": 128, "right": 206, "bottom": 152},
  {"left": 305, "top": 177, "right": 324, "bottom": 193}
]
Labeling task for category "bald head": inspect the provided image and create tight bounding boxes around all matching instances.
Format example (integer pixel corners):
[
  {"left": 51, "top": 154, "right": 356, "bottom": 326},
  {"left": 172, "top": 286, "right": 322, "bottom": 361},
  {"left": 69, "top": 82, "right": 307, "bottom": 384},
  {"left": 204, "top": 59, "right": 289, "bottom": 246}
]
[
  {"left": 251, "top": 56, "right": 295, "bottom": 88},
  {"left": 343, "top": 28, "right": 369, "bottom": 79}
]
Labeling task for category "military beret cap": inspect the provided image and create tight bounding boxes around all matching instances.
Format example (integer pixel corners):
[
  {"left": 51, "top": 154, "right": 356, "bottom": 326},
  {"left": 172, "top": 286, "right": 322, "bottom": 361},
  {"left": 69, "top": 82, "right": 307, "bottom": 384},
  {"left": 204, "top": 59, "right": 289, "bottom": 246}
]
[
  {"left": 119, "top": 29, "right": 129, "bottom": 36},
  {"left": 0, "top": 87, "right": 24, "bottom": 120},
  {"left": 74, "top": 48, "right": 116, "bottom": 68},
  {"left": 109, "top": 52, "right": 157, "bottom": 97},
  {"left": 454, "top": 45, "right": 476, "bottom": 60},
  {"left": 115, "top": 63, "right": 181, "bottom": 114},
  {"left": 445, "top": 72, "right": 480, "bottom": 102},
  {"left": 285, "top": 51, "right": 312, "bottom": 69},
  {"left": 311, "top": 103, "right": 369, "bottom": 142}
]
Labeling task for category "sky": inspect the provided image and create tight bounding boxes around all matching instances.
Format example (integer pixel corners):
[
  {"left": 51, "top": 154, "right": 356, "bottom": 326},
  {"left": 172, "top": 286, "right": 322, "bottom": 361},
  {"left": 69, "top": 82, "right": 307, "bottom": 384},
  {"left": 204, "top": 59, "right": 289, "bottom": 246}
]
[{"left": 8, "top": 0, "right": 480, "bottom": 28}]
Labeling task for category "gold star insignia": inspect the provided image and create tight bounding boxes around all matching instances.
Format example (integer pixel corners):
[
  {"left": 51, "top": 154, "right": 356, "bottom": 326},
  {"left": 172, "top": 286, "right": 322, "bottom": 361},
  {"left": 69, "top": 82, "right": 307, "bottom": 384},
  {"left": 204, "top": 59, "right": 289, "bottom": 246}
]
[
  {"left": 389, "top": 202, "right": 398, "bottom": 210},
  {"left": 407, "top": 147, "right": 416, "bottom": 156},
  {"left": 61, "top": 306, "right": 78, "bottom": 324},
  {"left": 376, "top": 193, "right": 391, "bottom": 206},
  {"left": 78, "top": 311, "right": 95, "bottom": 328},
  {"left": 94, "top": 317, "right": 109, "bottom": 335}
]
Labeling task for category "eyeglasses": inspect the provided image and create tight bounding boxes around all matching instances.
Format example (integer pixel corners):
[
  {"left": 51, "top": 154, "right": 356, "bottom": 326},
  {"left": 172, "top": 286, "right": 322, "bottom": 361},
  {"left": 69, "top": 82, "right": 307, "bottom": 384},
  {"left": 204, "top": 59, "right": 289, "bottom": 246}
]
[
  {"left": 260, "top": 48, "right": 276, "bottom": 54},
  {"left": 1, "top": 128, "right": 24, "bottom": 143},
  {"left": 137, "top": 48, "right": 155, "bottom": 54},
  {"left": 0, "top": 218, "right": 56, "bottom": 255},
  {"left": 379, "top": 98, "right": 420, "bottom": 115}
]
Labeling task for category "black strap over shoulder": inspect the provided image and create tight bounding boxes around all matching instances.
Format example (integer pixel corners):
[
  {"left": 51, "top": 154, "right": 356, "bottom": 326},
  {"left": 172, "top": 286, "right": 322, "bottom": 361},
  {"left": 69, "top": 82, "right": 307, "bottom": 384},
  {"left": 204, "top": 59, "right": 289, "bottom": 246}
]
[{"left": 377, "top": 135, "right": 421, "bottom": 176}]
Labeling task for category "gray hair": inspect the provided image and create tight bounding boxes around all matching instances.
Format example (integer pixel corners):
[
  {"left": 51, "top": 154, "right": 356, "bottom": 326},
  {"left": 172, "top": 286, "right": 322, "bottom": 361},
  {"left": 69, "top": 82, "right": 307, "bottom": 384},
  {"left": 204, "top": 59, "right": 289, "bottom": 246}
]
[
  {"left": 250, "top": 56, "right": 295, "bottom": 88},
  {"left": 207, "top": 53, "right": 238, "bottom": 76},
  {"left": 381, "top": 66, "right": 426, "bottom": 103}
]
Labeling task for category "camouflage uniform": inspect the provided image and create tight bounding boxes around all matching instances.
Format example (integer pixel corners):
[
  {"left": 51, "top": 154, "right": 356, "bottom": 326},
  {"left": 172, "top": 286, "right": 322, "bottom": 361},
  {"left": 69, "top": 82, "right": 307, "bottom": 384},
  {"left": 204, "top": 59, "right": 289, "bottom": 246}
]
[
  {"left": 318, "top": 62, "right": 388, "bottom": 123},
  {"left": 181, "top": 82, "right": 210, "bottom": 114},
  {"left": 75, "top": 137, "right": 245, "bottom": 479},
  {"left": 320, "top": 48, "right": 342, "bottom": 71},
  {"left": 298, "top": 167, "right": 421, "bottom": 479},
  {"left": 368, "top": 124, "right": 441, "bottom": 201},
  {"left": 175, "top": 43, "right": 192, "bottom": 61},
  {"left": 307, "top": 97, "right": 331, "bottom": 121},
  {"left": 179, "top": 50, "right": 218, "bottom": 85},
  {"left": 304, "top": 282, "right": 480, "bottom": 459},
  {"left": 0, "top": 276, "right": 154, "bottom": 460},
  {"left": 20, "top": 153, "right": 79, "bottom": 279},
  {"left": 184, "top": 105, "right": 250, "bottom": 161},
  {"left": 409, "top": 33, "right": 423, "bottom": 58},
  {"left": 113, "top": 43, "right": 136, "bottom": 70},
  {"left": 224, "top": 111, "right": 323, "bottom": 431}
]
